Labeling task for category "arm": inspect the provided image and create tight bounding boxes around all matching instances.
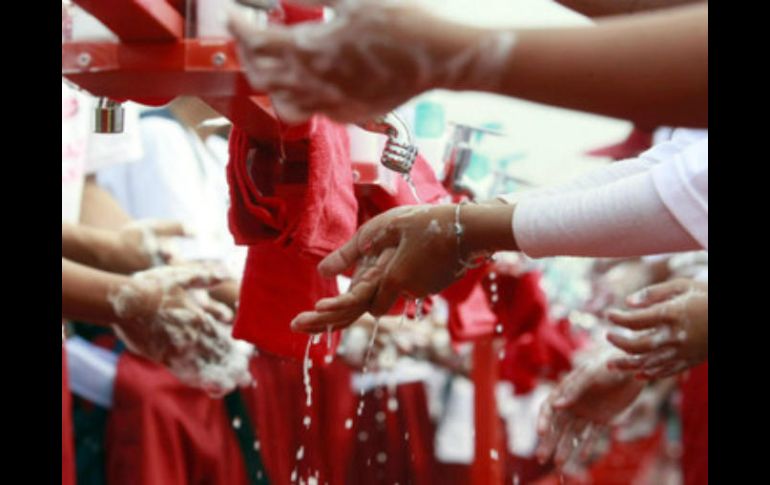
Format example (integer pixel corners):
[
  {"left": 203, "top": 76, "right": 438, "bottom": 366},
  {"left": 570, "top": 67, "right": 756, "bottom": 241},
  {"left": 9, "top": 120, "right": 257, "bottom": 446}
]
[
  {"left": 554, "top": 0, "right": 704, "bottom": 18},
  {"left": 79, "top": 175, "right": 132, "bottom": 230},
  {"left": 62, "top": 258, "right": 131, "bottom": 325},
  {"left": 229, "top": 2, "right": 707, "bottom": 127},
  {"left": 477, "top": 4, "right": 707, "bottom": 127}
]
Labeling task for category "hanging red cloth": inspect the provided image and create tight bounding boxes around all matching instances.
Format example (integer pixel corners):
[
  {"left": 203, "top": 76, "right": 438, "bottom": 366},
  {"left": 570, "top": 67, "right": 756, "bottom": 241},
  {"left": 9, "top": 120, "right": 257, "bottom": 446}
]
[
  {"left": 62, "top": 348, "right": 76, "bottom": 485},
  {"left": 105, "top": 353, "right": 252, "bottom": 485},
  {"left": 680, "top": 362, "right": 708, "bottom": 485}
]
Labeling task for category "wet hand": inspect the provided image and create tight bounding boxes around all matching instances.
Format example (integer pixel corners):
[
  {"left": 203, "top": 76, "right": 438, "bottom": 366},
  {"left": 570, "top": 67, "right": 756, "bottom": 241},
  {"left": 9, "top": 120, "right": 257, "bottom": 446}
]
[{"left": 606, "top": 278, "right": 708, "bottom": 379}]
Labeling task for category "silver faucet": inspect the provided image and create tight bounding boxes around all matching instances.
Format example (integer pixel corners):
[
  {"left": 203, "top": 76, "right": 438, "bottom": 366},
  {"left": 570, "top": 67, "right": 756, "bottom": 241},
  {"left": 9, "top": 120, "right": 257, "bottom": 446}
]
[
  {"left": 441, "top": 122, "right": 502, "bottom": 193},
  {"left": 93, "top": 97, "right": 125, "bottom": 134},
  {"left": 357, "top": 112, "right": 418, "bottom": 175}
]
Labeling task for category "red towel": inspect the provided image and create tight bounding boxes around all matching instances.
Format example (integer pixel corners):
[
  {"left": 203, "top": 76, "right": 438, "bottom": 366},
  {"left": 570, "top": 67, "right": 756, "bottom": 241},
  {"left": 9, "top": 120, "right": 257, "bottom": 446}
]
[
  {"left": 62, "top": 349, "right": 76, "bottom": 485},
  {"left": 233, "top": 243, "right": 340, "bottom": 360},
  {"left": 226, "top": 116, "right": 358, "bottom": 259},
  {"left": 441, "top": 266, "right": 498, "bottom": 342},
  {"left": 499, "top": 318, "right": 580, "bottom": 395},
  {"left": 484, "top": 270, "right": 549, "bottom": 341}
]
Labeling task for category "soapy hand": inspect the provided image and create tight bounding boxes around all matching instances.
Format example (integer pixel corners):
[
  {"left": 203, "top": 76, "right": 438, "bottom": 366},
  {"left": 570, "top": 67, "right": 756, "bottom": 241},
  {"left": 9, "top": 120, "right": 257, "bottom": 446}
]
[
  {"left": 227, "top": 0, "right": 515, "bottom": 124},
  {"left": 113, "top": 219, "right": 189, "bottom": 273},
  {"left": 606, "top": 278, "right": 707, "bottom": 379},
  {"left": 291, "top": 204, "right": 464, "bottom": 333},
  {"left": 108, "top": 263, "right": 253, "bottom": 396},
  {"left": 536, "top": 348, "right": 644, "bottom": 472}
]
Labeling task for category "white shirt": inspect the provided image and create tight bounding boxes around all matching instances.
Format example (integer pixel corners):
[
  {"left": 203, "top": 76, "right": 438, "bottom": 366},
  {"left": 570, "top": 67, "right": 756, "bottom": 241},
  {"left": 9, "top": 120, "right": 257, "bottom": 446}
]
[
  {"left": 501, "top": 130, "right": 707, "bottom": 258},
  {"left": 61, "top": 81, "right": 142, "bottom": 223}
]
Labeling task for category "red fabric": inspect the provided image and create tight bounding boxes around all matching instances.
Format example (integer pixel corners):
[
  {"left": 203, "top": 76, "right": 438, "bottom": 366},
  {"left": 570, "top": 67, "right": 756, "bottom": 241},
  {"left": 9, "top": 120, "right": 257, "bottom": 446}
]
[
  {"left": 499, "top": 318, "right": 580, "bottom": 395},
  {"left": 233, "top": 243, "right": 340, "bottom": 360},
  {"left": 62, "top": 349, "right": 75, "bottom": 485},
  {"left": 226, "top": 117, "right": 358, "bottom": 259},
  {"left": 485, "top": 270, "right": 549, "bottom": 341},
  {"left": 680, "top": 363, "right": 708, "bottom": 485},
  {"left": 345, "top": 382, "right": 437, "bottom": 485},
  {"left": 105, "top": 353, "right": 251, "bottom": 485},
  {"left": 440, "top": 266, "right": 497, "bottom": 342},
  {"left": 584, "top": 126, "right": 654, "bottom": 161},
  {"left": 239, "top": 351, "right": 355, "bottom": 485}
]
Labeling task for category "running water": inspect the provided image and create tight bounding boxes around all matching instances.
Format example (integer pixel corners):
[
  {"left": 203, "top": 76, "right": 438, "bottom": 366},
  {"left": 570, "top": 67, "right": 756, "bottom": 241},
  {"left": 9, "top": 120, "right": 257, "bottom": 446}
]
[
  {"left": 355, "top": 317, "right": 381, "bottom": 418},
  {"left": 414, "top": 297, "right": 425, "bottom": 322},
  {"left": 403, "top": 174, "right": 422, "bottom": 204},
  {"left": 303, "top": 338, "right": 313, "bottom": 408},
  {"left": 324, "top": 325, "right": 334, "bottom": 364}
]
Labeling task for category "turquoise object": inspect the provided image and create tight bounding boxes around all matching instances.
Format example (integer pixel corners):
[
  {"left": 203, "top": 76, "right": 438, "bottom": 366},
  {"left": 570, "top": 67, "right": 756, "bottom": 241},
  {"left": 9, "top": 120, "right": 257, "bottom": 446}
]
[{"left": 414, "top": 101, "right": 445, "bottom": 138}]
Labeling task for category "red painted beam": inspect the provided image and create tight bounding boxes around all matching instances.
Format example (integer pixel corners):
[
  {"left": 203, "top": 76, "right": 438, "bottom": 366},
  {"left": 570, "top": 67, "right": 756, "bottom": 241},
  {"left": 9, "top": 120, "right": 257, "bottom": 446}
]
[{"left": 74, "top": 0, "right": 184, "bottom": 41}]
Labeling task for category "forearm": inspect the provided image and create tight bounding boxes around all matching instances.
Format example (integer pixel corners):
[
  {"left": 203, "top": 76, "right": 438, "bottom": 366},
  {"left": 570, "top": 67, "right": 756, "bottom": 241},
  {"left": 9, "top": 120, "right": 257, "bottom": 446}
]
[
  {"left": 80, "top": 176, "right": 132, "bottom": 230},
  {"left": 62, "top": 223, "right": 119, "bottom": 272},
  {"left": 62, "top": 258, "right": 127, "bottom": 325},
  {"left": 554, "top": 0, "right": 703, "bottom": 18},
  {"left": 453, "top": 4, "right": 707, "bottom": 127},
  {"left": 512, "top": 170, "right": 700, "bottom": 258}
]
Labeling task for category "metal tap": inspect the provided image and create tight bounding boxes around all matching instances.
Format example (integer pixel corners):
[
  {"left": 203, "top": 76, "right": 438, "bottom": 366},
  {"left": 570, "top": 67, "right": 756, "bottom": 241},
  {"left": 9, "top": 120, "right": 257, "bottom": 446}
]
[
  {"left": 93, "top": 97, "right": 125, "bottom": 133},
  {"left": 357, "top": 112, "right": 418, "bottom": 175},
  {"left": 441, "top": 122, "right": 502, "bottom": 194}
]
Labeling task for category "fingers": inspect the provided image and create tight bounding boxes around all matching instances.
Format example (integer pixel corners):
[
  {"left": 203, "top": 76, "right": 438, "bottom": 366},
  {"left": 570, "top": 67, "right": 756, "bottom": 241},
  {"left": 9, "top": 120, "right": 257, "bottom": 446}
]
[
  {"left": 292, "top": 277, "right": 378, "bottom": 332},
  {"left": 606, "top": 326, "right": 674, "bottom": 354},
  {"left": 552, "top": 368, "right": 588, "bottom": 409},
  {"left": 369, "top": 245, "right": 408, "bottom": 316},
  {"left": 145, "top": 220, "right": 189, "bottom": 237},
  {"left": 201, "top": 298, "right": 235, "bottom": 324},
  {"left": 318, "top": 216, "right": 401, "bottom": 278},
  {"left": 606, "top": 305, "right": 671, "bottom": 330},
  {"left": 607, "top": 347, "right": 677, "bottom": 373},
  {"left": 625, "top": 279, "right": 691, "bottom": 308},
  {"left": 536, "top": 406, "right": 568, "bottom": 464}
]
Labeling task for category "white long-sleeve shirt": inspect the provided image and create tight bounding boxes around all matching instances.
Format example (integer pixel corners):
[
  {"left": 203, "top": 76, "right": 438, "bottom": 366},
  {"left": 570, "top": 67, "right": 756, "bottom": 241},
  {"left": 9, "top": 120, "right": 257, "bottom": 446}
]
[{"left": 499, "top": 130, "right": 707, "bottom": 258}]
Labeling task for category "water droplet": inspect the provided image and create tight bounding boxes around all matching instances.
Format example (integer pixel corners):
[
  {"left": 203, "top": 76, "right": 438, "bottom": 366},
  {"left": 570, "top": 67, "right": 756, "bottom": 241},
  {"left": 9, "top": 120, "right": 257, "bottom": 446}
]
[
  {"left": 491, "top": 294, "right": 499, "bottom": 303},
  {"left": 375, "top": 411, "right": 386, "bottom": 423},
  {"left": 498, "top": 349, "right": 506, "bottom": 360},
  {"left": 253, "top": 440, "right": 261, "bottom": 451},
  {"left": 312, "top": 334, "right": 321, "bottom": 344},
  {"left": 489, "top": 272, "right": 497, "bottom": 280},
  {"left": 290, "top": 469, "right": 297, "bottom": 482},
  {"left": 257, "top": 470, "right": 263, "bottom": 480},
  {"left": 303, "top": 415, "right": 312, "bottom": 428},
  {"left": 232, "top": 416, "right": 242, "bottom": 429},
  {"left": 296, "top": 446, "right": 305, "bottom": 460},
  {"left": 387, "top": 397, "right": 399, "bottom": 412},
  {"left": 376, "top": 452, "right": 387, "bottom": 463},
  {"left": 404, "top": 432, "right": 409, "bottom": 440},
  {"left": 490, "top": 283, "right": 498, "bottom": 292},
  {"left": 495, "top": 324, "right": 503, "bottom": 334},
  {"left": 345, "top": 418, "right": 353, "bottom": 429},
  {"left": 324, "top": 354, "right": 333, "bottom": 364},
  {"left": 490, "top": 449, "right": 499, "bottom": 461},
  {"left": 358, "top": 431, "right": 369, "bottom": 442}
]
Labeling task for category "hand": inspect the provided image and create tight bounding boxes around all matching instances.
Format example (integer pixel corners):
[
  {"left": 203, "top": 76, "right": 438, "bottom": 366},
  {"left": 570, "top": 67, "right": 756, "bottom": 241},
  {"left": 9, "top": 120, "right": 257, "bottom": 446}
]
[
  {"left": 109, "top": 263, "right": 252, "bottom": 396},
  {"left": 227, "top": 0, "right": 513, "bottom": 123},
  {"left": 111, "top": 219, "right": 189, "bottom": 273},
  {"left": 606, "top": 278, "right": 708, "bottom": 379},
  {"left": 536, "top": 351, "right": 644, "bottom": 471},
  {"left": 291, "top": 205, "right": 463, "bottom": 333}
]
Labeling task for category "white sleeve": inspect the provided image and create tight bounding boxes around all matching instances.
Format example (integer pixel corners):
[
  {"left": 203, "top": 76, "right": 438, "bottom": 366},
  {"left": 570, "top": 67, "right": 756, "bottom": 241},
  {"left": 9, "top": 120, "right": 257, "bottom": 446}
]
[
  {"left": 651, "top": 138, "right": 708, "bottom": 249},
  {"left": 513, "top": 169, "right": 702, "bottom": 258}
]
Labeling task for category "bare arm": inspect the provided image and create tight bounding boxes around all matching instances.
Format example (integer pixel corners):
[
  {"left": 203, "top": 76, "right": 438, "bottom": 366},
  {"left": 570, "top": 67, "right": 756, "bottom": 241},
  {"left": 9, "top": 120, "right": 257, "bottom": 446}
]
[
  {"left": 470, "top": 4, "right": 708, "bottom": 127},
  {"left": 554, "top": 0, "right": 704, "bottom": 18},
  {"left": 230, "top": 2, "right": 707, "bottom": 127},
  {"left": 80, "top": 175, "right": 132, "bottom": 230},
  {"left": 61, "top": 258, "right": 130, "bottom": 325}
]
